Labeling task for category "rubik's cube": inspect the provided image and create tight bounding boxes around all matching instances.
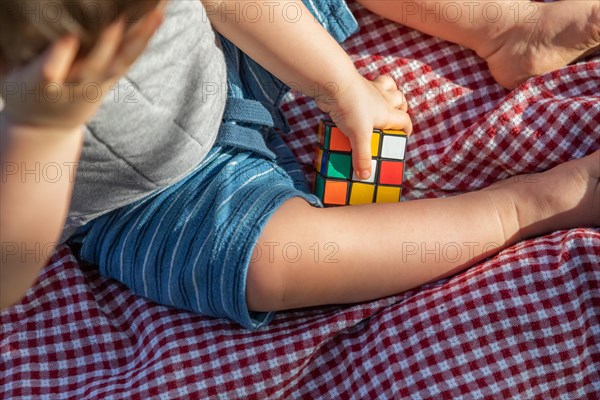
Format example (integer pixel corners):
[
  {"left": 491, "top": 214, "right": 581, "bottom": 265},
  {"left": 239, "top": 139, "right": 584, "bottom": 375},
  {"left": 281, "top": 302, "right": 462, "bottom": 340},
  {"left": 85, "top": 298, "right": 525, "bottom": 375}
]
[{"left": 313, "top": 120, "right": 408, "bottom": 206}]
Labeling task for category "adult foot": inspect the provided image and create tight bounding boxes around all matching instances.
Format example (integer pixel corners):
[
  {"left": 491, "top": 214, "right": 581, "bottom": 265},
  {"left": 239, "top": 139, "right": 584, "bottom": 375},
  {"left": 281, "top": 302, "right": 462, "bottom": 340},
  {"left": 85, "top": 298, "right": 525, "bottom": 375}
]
[
  {"left": 481, "top": 1, "right": 600, "bottom": 89},
  {"left": 486, "top": 150, "right": 600, "bottom": 240}
]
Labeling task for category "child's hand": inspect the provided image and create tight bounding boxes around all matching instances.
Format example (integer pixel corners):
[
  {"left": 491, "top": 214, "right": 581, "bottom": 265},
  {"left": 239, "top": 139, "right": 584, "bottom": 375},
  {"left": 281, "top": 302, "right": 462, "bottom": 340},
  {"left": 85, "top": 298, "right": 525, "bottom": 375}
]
[
  {"left": 315, "top": 74, "right": 412, "bottom": 180},
  {"left": 0, "top": 9, "right": 163, "bottom": 131}
]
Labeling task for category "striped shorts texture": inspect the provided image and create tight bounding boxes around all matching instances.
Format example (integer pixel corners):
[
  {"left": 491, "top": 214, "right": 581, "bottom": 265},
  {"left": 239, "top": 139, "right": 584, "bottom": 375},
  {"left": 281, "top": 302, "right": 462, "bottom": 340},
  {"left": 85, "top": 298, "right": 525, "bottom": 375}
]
[{"left": 73, "top": 144, "right": 321, "bottom": 329}]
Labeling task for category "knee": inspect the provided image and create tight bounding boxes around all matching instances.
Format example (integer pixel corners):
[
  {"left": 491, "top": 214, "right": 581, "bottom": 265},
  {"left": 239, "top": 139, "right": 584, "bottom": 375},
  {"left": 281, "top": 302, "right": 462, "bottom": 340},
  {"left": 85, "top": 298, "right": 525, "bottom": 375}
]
[{"left": 245, "top": 197, "right": 319, "bottom": 312}]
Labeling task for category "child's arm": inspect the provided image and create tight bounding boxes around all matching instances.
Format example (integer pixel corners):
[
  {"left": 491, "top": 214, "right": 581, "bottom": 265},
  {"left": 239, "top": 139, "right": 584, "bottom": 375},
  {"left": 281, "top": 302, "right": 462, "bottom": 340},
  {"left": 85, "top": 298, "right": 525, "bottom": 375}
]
[
  {"left": 0, "top": 117, "right": 84, "bottom": 309},
  {"left": 0, "top": 13, "right": 163, "bottom": 310},
  {"left": 204, "top": 0, "right": 412, "bottom": 180}
]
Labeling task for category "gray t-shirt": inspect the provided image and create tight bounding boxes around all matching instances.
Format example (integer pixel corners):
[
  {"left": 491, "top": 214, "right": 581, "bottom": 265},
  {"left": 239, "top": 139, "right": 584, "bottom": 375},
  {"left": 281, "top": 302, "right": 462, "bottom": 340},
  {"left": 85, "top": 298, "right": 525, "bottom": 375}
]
[{"left": 61, "top": 0, "right": 227, "bottom": 241}]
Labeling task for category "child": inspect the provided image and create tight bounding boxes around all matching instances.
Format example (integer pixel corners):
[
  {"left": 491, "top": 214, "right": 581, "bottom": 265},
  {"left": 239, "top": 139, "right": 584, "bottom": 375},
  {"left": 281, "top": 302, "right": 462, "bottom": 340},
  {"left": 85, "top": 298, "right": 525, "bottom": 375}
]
[{"left": 1, "top": 0, "right": 598, "bottom": 329}]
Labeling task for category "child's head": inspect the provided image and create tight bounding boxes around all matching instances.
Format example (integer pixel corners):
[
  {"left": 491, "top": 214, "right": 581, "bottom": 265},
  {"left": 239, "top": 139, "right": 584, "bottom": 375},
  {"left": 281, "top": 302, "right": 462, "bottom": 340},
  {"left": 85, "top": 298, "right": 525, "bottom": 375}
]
[{"left": 0, "top": 0, "right": 160, "bottom": 71}]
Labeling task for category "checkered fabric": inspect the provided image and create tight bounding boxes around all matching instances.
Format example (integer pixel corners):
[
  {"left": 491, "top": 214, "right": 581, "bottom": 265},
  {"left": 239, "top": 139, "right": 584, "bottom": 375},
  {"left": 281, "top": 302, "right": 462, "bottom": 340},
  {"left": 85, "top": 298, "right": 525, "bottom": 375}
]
[{"left": 2, "top": 1, "right": 599, "bottom": 398}]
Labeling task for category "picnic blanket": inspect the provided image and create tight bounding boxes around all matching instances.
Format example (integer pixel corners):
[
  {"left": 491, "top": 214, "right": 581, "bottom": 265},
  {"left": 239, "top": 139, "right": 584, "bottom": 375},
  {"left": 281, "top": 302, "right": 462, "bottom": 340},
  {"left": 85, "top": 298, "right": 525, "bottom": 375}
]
[{"left": 2, "top": 1, "right": 599, "bottom": 398}]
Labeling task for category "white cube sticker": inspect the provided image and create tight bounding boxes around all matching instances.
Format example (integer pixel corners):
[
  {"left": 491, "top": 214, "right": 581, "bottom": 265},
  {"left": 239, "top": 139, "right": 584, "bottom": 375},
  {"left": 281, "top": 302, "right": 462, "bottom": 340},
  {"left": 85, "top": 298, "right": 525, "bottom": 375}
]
[{"left": 381, "top": 135, "right": 407, "bottom": 160}]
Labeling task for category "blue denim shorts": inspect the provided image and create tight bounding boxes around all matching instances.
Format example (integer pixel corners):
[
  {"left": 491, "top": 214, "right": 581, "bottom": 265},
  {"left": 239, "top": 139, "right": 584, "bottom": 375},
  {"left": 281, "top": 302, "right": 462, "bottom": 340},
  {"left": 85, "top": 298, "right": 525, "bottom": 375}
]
[{"left": 72, "top": 0, "right": 358, "bottom": 330}]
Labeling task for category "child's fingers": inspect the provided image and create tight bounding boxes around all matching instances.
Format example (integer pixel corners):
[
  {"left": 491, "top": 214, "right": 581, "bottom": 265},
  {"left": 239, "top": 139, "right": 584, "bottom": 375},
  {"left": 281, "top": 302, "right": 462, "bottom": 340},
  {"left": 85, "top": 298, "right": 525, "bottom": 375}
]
[
  {"left": 108, "top": 9, "right": 164, "bottom": 79},
  {"left": 372, "top": 75, "right": 408, "bottom": 111},
  {"left": 399, "top": 100, "right": 408, "bottom": 112},
  {"left": 374, "top": 74, "right": 397, "bottom": 91},
  {"left": 0, "top": 35, "right": 79, "bottom": 104},
  {"left": 348, "top": 128, "right": 375, "bottom": 180},
  {"left": 387, "top": 109, "right": 413, "bottom": 135},
  {"left": 40, "top": 35, "right": 80, "bottom": 84},
  {"left": 388, "top": 89, "right": 407, "bottom": 111},
  {"left": 395, "top": 90, "right": 408, "bottom": 112},
  {"left": 74, "top": 21, "right": 125, "bottom": 81}
]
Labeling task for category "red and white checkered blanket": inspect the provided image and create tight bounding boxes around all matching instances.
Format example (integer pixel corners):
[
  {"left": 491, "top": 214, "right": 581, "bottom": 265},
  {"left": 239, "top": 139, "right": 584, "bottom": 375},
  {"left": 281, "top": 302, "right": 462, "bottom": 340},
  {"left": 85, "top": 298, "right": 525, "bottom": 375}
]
[{"left": 2, "top": 2, "right": 599, "bottom": 398}]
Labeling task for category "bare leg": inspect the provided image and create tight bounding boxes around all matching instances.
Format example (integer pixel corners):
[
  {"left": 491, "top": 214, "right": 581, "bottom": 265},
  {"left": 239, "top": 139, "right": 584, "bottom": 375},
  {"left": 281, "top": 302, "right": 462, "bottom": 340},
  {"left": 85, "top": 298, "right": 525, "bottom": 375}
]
[
  {"left": 357, "top": 0, "right": 600, "bottom": 89},
  {"left": 246, "top": 151, "right": 600, "bottom": 311}
]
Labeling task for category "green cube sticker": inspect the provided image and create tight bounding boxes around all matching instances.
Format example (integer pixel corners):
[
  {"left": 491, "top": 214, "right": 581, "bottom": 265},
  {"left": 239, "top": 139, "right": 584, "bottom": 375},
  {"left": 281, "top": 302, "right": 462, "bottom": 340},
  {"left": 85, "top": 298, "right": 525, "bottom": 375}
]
[{"left": 327, "top": 153, "right": 352, "bottom": 179}]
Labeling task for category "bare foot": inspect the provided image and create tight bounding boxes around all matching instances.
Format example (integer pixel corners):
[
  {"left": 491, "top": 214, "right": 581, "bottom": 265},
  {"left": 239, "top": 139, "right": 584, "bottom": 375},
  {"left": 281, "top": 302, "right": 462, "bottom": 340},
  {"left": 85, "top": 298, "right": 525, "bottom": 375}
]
[
  {"left": 482, "top": 1, "right": 600, "bottom": 89},
  {"left": 486, "top": 151, "right": 600, "bottom": 240}
]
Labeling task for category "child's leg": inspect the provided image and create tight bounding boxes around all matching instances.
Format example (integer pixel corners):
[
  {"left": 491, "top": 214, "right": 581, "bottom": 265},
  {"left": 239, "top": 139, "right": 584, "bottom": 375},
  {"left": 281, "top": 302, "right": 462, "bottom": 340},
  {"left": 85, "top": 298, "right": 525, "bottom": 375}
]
[
  {"left": 357, "top": 0, "right": 600, "bottom": 88},
  {"left": 246, "top": 151, "right": 599, "bottom": 311}
]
